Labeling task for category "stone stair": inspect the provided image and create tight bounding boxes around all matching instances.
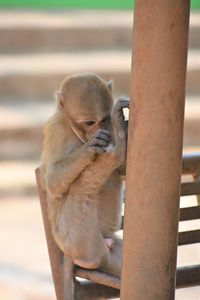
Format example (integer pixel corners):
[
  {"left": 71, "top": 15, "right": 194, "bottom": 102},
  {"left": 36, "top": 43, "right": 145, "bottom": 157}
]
[
  {"left": 0, "top": 10, "right": 200, "bottom": 53},
  {"left": 0, "top": 10, "right": 200, "bottom": 196},
  {"left": 1, "top": 50, "right": 200, "bottom": 98}
]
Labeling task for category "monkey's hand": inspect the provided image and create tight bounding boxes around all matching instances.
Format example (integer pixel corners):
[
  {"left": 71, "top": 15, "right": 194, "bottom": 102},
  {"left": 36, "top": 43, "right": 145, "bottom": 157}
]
[
  {"left": 111, "top": 97, "right": 129, "bottom": 166},
  {"left": 111, "top": 97, "right": 129, "bottom": 132},
  {"left": 88, "top": 129, "right": 111, "bottom": 154}
]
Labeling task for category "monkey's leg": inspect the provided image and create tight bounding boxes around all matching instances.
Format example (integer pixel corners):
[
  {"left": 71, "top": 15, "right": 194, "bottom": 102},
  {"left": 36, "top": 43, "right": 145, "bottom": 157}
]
[
  {"left": 73, "top": 234, "right": 110, "bottom": 270},
  {"left": 74, "top": 235, "right": 122, "bottom": 278}
]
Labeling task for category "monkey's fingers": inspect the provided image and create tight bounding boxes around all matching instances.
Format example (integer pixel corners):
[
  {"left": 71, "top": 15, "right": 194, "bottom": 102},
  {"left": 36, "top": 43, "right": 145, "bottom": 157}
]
[
  {"left": 93, "top": 129, "right": 111, "bottom": 142},
  {"left": 118, "top": 96, "right": 130, "bottom": 102},
  {"left": 114, "top": 99, "right": 129, "bottom": 111},
  {"left": 91, "top": 137, "right": 109, "bottom": 148},
  {"left": 112, "top": 99, "right": 129, "bottom": 123},
  {"left": 124, "top": 120, "right": 128, "bottom": 130}
]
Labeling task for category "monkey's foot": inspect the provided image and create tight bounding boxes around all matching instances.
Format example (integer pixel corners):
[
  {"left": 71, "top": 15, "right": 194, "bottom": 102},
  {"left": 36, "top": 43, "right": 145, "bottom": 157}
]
[{"left": 104, "top": 238, "right": 114, "bottom": 250}]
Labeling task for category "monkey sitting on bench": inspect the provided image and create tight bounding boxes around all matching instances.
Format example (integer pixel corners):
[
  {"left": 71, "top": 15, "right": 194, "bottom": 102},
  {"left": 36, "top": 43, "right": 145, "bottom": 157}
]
[{"left": 40, "top": 73, "right": 129, "bottom": 299}]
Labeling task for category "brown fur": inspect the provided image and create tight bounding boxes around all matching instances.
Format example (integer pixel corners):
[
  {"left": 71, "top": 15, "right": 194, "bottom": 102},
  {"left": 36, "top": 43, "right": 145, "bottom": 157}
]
[{"left": 40, "top": 73, "right": 128, "bottom": 282}]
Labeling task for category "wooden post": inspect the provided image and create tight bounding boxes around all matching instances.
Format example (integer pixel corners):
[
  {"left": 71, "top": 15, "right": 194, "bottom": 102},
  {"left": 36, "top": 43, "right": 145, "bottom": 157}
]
[
  {"left": 120, "top": 1, "right": 190, "bottom": 299},
  {"left": 35, "top": 169, "right": 65, "bottom": 300}
]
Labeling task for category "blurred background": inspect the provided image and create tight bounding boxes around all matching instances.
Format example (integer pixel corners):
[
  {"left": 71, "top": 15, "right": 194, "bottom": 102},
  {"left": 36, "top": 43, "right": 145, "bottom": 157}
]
[{"left": 0, "top": 1, "right": 200, "bottom": 299}]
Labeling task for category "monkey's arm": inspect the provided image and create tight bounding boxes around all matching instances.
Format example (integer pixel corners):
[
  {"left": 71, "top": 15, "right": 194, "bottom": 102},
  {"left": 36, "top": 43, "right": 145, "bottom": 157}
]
[
  {"left": 68, "top": 150, "right": 120, "bottom": 198},
  {"left": 46, "top": 144, "right": 96, "bottom": 198},
  {"left": 45, "top": 128, "right": 112, "bottom": 198},
  {"left": 115, "top": 105, "right": 129, "bottom": 177},
  {"left": 69, "top": 100, "right": 129, "bottom": 198}
]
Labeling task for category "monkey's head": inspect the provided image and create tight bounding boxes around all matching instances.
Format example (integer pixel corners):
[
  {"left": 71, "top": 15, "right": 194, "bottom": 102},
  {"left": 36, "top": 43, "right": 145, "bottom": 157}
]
[{"left": 56, "top": 73, "right": 114, "bottom": 143}]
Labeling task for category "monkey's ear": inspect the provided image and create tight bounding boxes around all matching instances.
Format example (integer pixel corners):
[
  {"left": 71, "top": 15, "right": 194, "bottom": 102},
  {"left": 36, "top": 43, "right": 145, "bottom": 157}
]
[
  {"left": 55, "top": 90, "right": 65, "bottom": 110},
  {"left": 107, "top": 80, "right": 113, "bottom": 92}
]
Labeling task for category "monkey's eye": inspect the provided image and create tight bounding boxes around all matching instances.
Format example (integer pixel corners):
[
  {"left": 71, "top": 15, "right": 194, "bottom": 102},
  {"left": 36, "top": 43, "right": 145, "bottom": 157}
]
[{"left": 85, "top": 121, "right": 95, "bottom": 126}]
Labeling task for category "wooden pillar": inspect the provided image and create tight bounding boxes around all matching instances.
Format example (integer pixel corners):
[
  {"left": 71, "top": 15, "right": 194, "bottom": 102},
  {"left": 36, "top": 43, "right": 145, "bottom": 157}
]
[{"left": 120, "top": 1, "right": 190, "bottom": 299}]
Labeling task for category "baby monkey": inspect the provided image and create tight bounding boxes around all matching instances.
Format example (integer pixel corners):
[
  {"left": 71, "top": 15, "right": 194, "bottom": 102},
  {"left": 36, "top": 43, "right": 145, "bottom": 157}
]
[{"left": 40, "top": 73, "right": 129, "bottom": 297}]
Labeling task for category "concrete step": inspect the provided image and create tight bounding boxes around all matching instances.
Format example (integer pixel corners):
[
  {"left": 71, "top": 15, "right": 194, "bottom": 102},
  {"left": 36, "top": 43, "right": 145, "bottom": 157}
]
[
  {"left": 0, "top": 97, "right": 199, "bottom": 161},
  {"left": 0, "top": 11, "right": 199, "bottom": 53},
  {"left": 0, "top": 50, "right": 131, "bottom": 99},
  {"left": 0, "top": 100, "right": 53, "bottom": 160},
  {"left": 0, "top": 50, "right": 200, "bottom": 99},
  {"left": 0, "top": 10, "right": 132, "bottom": 54}
]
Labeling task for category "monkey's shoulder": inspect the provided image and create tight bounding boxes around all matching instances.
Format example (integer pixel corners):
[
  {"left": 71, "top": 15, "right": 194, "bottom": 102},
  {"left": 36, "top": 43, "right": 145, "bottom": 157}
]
[{"left": 44, "top": 113, "right": 70, "bottom": 138}]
